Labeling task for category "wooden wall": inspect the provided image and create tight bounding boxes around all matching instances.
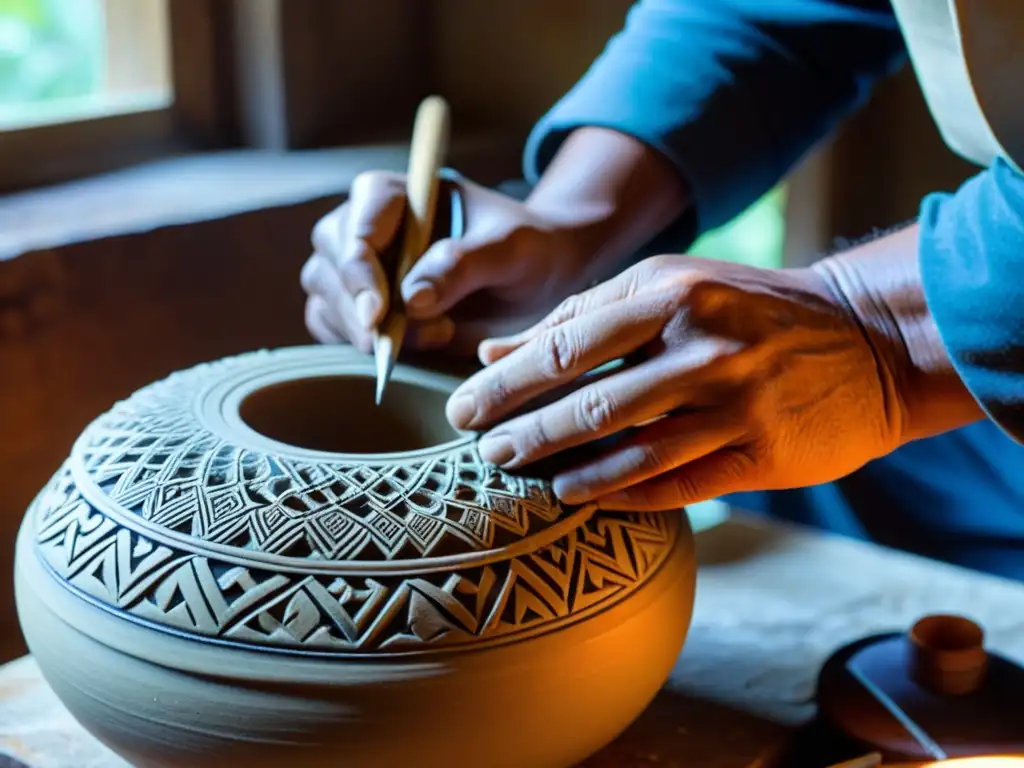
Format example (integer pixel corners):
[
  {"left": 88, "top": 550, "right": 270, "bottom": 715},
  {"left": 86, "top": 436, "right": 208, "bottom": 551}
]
[
  {"left": 828, "top": 66, "right": 978, "bottom": 241},
  {"left": 432, "top": 0, "right": 633, "bottom": 132},
  {"left": 0, "top": 200, "right": 329, "bottom": 662}
]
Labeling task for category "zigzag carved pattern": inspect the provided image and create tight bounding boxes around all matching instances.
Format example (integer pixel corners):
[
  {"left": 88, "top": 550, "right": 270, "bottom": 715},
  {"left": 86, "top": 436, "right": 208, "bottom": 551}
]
[
  {"left": 70, "top": 353, "right": 566, "bottom": 562},
  {"left": 31, "top": 466, "right": 676, "bottom": 654}
]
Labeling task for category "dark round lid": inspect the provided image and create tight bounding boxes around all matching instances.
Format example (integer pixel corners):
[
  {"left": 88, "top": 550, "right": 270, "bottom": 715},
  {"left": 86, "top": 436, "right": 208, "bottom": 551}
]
[{"left": 816, "top": 615, "right": 1024, "bottom": 762}]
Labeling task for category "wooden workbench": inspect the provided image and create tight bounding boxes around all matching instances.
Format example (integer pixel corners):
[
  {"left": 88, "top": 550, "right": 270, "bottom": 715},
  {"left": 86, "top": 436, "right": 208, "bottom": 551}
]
[{"left": 4, "top": 511, "right": 1024, "bottom": 768}]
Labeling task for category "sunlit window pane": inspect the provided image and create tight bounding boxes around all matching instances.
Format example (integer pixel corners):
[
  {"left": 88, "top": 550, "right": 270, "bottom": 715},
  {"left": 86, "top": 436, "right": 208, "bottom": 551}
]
[
  {"left": 691, "top": 185, "right": 788, "bottom": 269},
  {"left": 0, "top": 0, "right": 171, "bottom": 130}
]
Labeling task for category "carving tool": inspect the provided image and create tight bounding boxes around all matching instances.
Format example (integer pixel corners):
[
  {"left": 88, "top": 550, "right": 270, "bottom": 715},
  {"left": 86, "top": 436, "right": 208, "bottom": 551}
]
[{"left": 373, "top": 95, "right": 452, "bottom": 404}]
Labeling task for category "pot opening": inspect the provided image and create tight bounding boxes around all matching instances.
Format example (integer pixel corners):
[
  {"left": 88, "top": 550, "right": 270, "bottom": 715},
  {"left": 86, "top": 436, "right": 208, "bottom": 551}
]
[{"left": 238, "top": 375, "right": 461, "bottom": 454}]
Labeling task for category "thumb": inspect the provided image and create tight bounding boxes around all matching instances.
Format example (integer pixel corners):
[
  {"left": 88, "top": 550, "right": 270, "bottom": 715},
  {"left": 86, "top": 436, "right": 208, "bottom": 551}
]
[{"left": 400, "top": 237, "right": 515, "bottom": 320}]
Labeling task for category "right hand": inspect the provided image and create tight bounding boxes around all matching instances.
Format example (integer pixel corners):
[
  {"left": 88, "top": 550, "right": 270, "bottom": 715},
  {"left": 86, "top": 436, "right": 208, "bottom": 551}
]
[{"left": 300, "top": 171, "right": 594, "bottom": 357}]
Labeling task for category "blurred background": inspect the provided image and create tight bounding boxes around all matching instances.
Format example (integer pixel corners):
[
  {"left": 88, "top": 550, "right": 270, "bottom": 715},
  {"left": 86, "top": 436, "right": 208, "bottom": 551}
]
[{"left": 0, "top": 0, "right": 978, "bottom": 663}]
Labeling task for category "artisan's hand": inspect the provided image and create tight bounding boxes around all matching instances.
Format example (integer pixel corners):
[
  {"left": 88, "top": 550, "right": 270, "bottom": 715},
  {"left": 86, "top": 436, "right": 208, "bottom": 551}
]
[
  {"left": 446, "top": 253, "right": 914, "bottom": 511},
  {"left": 301, "top": 128, "right": 691, "bottom": 357},
  {"left": 300, "top": 172, "right": 590, "bottom": 356}
]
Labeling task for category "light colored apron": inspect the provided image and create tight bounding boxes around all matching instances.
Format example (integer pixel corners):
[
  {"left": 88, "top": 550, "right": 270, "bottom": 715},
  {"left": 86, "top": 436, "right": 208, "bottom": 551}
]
[{"left": 890, "top": 0, "right": 1024, "bottom": 172}]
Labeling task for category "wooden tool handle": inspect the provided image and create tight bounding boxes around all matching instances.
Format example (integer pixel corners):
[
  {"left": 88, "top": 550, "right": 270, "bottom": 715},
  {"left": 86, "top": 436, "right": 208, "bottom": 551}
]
[
  {"left": 373, "top": 96, "right": 451, "bottom": 404},
  {"left": 395, "top": 95, "right": 451, "bottom": 287}
]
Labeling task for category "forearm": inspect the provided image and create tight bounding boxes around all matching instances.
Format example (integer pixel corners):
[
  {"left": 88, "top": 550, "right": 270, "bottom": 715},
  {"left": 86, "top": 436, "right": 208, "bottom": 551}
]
[
  {"left": 524, "top": 0, "right": 906, "bottom": 248},
  {"left": 526, "top": 127, "right": 691, "bottom": 278},
  {"left": 813, "top": 226, "right": 985, "bottom": 443}
]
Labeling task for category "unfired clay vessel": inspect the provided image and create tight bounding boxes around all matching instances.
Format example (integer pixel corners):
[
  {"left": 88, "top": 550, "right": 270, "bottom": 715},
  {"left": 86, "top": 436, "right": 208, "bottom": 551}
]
[{"left": 14, "top": 345, "right": 696, "bottom": 768}]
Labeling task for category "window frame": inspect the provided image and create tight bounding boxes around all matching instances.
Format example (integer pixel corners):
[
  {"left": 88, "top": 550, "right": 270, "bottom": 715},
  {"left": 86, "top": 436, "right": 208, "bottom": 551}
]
[{"left": 0, "top": 0, "right": 238, "bottom": 194}]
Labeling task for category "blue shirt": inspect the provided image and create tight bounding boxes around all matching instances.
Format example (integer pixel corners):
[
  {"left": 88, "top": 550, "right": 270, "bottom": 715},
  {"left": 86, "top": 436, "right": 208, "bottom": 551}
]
[{"left": 520, "top": 0, "right": 1024, "bottom": 577}]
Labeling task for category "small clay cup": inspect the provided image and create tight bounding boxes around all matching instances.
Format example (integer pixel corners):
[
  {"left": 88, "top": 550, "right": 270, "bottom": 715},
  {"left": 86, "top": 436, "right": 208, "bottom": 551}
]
[{"left": 908, "top": 614, "right": 988, "bottom": 696}]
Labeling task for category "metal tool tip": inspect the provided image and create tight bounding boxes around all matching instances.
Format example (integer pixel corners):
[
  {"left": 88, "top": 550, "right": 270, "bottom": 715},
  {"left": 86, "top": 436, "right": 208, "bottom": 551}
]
[{"left": 373, "top": 336, "right": 395, "bottom": 406}]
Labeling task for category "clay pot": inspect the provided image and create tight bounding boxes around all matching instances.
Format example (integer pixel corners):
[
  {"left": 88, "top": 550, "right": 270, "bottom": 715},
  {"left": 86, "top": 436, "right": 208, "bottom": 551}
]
[{"left": 14, "top": 346, "right": 696, "bottom": 768}]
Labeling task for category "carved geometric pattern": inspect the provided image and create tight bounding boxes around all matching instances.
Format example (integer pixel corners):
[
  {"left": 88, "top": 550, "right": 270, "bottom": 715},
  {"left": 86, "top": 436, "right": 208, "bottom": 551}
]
[
  {"left": 27, "top": 350, "right": 679, "bottom": 655},
  {"left": 72, "top": 354, "right": 564, "bottom": 562},
  {"left": 31, "top": 465, "right": 677, "bottom": 655}
]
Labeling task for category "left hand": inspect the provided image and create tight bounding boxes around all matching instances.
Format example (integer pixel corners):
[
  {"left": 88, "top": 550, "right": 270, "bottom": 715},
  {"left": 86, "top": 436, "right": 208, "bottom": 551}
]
[{"left": 445, "top": 254, "right": 910, "bottom": 511}]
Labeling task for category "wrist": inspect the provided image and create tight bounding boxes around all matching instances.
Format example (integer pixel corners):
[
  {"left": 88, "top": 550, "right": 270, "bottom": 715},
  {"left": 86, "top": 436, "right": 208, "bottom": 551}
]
[
  {"left": 525, "top": 127, "right": 690, "bottom": 276},
  {"left": 811, "top": 224, "right": 983, "bottom": 442}
]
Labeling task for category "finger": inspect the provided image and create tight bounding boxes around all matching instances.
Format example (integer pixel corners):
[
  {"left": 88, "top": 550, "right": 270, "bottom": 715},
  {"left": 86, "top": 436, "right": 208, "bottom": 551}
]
[
  {"left": 338, "top": 240, "right": 392, "bottom": 330},
  {"left": 345, "top": 171, "right": 407, "bottom": 250},
  {"left": 550, "top": 411, "right": 744, "bottom": 505},
  {"left": 479, "top": 259, "right": 661, "bottom": 363},
  {"left": 305, "top": 295, "right": 344, "bottom": 344},
  {"left": 595, "top": 448, "right": 755, "bottom": 512},
  {"left": 301, "top": 252, "right": 346, "bottom": 311},
  {"left": 473, "top": 353, "right": 714, "bottom": 469},
  {"left": 301, "top": 257, "right": 377, "bottom": 352},
  {"left": 314, "top": 172, "right": 406, "bottom": 330},
  {"left": 447, "top": 295, "right": 670, "bottom": 431},
  {"left": 401, "top": 238, "right": 512, "bottom": 320}
]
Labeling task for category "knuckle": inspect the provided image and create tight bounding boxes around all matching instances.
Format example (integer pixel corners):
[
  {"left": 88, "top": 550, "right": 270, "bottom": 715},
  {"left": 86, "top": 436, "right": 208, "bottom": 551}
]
[
  {"left": 336, "top": 244, "right": 367, "bottom": 273},
  {"left": 350, "top": 170, "right": 403, "bottom": 197},
  {"left": 311, "top": 214, "right": 337, "bottom": 253},
  {"left": 520, "top": 412, "right": 554, "bottom": 456},
  {"left": 304, "top": 296, "right": 320, "bottom": 330},
  {"left": 503, "top": 222, "right": 545, "bottom": 255},
  {"left": 471, "top": 371, "right": 510, "bottom": 421},
  {"left": 575, "top": 387, "right": 617, "bottom": 434},
  {"left": 336, "top": 248, "right": 379, "bottom": 295},
  {"left": 423, "top": 238, "right": 461, "bottom": 275},
  {"left": 300, "top": 256, "right": 319, "bottom": 294},
  {"left": 635, "top": 441, "right": 666, "bottom": 473},
  {"left": 305, "top": 296, "right": 336, "bottom": 343},
  {"left": 670, "top": 474, "right": 703, "bottom": 504},
  {"left": 648, "top": 254, "right": 674, "bottom": 270},
  {"left": 488, "top": 372, "right": 512, "bottom": 413},
  {"left": 550, "top": 294, "right": 585, "bottom": 326},
  {"left": 538, "top": 326, "right": 580, "bottom": 378},
  {"left": 300, "top": 254, "right": 330, "bottom": 295},
  {"left": 662, "top": 274, "right": 712, "bottom": 319}
]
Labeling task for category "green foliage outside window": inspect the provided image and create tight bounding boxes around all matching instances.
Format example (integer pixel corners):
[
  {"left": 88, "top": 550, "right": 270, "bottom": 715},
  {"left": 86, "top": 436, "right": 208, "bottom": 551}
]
[
  {"left": 0, "top": 0, "right": 104, "bottom": 119},
  {"left": 691, "top": 185, "right": 787, "bottom": 269}
]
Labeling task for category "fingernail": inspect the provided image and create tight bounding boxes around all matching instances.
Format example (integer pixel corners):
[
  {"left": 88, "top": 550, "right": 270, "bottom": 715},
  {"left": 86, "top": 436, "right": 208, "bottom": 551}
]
[
  {"left": 477, "top": 340, "right": 506, "bottom": 365},
  {"left": 446, "top": 393, "right": 478, "bottom": 430},
  {"left": 552, "top": 476, "right": 590, "bottom": 506},
  {"left": 354, "top": 292, "right": 378, "bottom": 329},
  {"left": 478, "top": 434, "right": 516, "bottom": 467},
  {"left": 405, "top": 282, "right": 439, "bottom": 312}
]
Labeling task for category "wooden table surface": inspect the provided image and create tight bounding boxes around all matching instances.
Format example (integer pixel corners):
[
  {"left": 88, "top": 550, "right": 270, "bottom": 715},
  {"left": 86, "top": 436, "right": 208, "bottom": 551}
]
[{"left": 5, "top": 510, "right": 1024, "bottom": 768}]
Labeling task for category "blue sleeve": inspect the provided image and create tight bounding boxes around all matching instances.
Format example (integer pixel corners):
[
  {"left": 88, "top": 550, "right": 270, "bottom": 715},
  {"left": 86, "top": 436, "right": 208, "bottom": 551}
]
[
  {"left": 919, "top": 159, "right": 1024, "bottom": 444},
  {"left": 524, "top": 0, "right": 906, "bottom": 245}
]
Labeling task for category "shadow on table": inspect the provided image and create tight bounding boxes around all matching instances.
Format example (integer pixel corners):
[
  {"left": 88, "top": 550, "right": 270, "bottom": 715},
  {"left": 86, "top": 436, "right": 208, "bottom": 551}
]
[
  {"left": 582, "top": 691, "right": 869, "bottom": 768},
  {"left": 580, "top": 687, "right": 792, "bottom": 768},
  {"left": 696, "top": 513, "right": 795, "bottom": 567}
]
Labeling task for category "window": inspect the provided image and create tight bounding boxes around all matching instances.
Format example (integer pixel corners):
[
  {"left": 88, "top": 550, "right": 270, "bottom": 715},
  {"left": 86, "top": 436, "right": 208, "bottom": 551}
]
[
  {"left": 690, "top": 146, "right": 834, "bottom": 269},
  {"left": 691, "top": 186, "right": 788, "bottom": 269},
  {"left": 0, "top": 0, "right": 435, "bottom": 193},
  {"left": 0, "top": 0, "right": 171, "bottom": 131},
  {"left": 0, "top": 0, "right": 230, "bottom": 193}
]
